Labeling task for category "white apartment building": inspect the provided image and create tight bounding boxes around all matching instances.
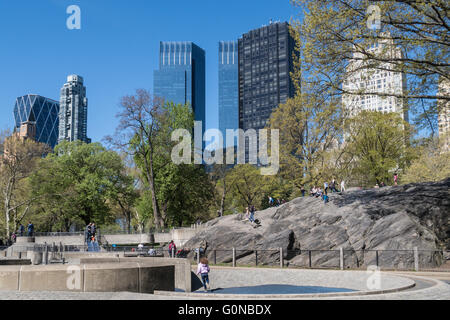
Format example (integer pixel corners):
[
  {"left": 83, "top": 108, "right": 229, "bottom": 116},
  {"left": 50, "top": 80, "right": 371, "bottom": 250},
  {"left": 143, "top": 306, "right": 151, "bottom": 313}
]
[{"left": 342, "top": 33, "right": 408, "bottom": 122}]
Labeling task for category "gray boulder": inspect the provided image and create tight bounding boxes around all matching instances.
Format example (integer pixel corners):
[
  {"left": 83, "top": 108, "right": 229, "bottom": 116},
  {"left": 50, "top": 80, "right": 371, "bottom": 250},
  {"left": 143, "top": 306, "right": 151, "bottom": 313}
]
[{"left": 184, "top": 179, "right": 450, "bottom": 268}]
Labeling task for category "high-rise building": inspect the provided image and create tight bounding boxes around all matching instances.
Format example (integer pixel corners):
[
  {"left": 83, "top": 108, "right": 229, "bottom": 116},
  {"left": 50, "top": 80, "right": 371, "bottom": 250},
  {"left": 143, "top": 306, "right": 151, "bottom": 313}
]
[
  {"left": 438, "top": 76, "right": 450, "bottom": 150},
  {"left": 58, "top": 75, "right": 90, "bottom": 144},
  {"left": 153, "top": 41, "right": 206, "bottom": 141},
  {"left": 238, "top": 21, "right": 296, "bottom": 161},
  {"left": 13, "top": 94, "right": 60, "bottom": 149},
  {"left": 218, "top": 41, "right": 239, "bottom": 148},
  {"left": 342, "top": 32, "right": 409, "bottom": 122}
]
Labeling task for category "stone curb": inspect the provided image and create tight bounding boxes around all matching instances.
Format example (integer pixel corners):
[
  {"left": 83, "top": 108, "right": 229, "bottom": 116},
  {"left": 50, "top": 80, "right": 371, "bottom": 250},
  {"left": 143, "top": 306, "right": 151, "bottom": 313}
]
[{"left": 154, "top": 269, "right": 417, "bottom": 299}]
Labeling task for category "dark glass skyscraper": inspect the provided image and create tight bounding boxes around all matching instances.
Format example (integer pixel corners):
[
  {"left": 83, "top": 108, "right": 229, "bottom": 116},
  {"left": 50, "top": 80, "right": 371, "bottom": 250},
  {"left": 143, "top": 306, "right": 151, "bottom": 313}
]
[
  {"left": 238, "top": 21, "right": 296, "bottom": 131},
  {"left": 154, "top": 41, "right": 206, "bottom": 140},
  {"left": 238, "top": 21, "right": 296, "bottom": 161},
  {"left": 13, "top": 94, "right": 60, "bottom": 149},
  {"left": 218, "top": 41, "right": 239, "bottom": 148}
]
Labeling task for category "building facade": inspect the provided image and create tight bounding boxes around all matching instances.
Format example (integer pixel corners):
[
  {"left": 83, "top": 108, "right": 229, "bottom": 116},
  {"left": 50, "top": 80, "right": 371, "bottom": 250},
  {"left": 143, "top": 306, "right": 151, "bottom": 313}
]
[
  {"left": 218, "top": 41, "right": 239, "bottom": 148},
  {"left": 238, "top": 21, "right": 296, "bottom": 161},
  {"left": 153, "top": 41, "right": 206, "bottom": 142},
  {"left": 438, "top": 76, "right": 450, "bottom": 150},
  {"left": 342, "top": 33, "right": 409, "bottom": 122},
  {"left": 13, "top": 94, "right": 60, "bottom": 149},
  {"left": 58, "top": 75, "right": 90, "bottom": 144}
]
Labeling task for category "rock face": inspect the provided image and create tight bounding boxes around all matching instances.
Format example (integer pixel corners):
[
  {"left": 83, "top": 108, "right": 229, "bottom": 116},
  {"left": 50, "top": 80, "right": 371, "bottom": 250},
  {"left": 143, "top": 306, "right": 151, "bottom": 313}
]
[{"left": 184, "top": 179, "right": 450, "bottom": 269}]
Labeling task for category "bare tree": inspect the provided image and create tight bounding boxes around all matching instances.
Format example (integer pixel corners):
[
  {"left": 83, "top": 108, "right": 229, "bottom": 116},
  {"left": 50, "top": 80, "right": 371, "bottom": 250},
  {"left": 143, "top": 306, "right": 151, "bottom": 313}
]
[{"left": 106, "top": 89, "right": 166, "bottom": 228}]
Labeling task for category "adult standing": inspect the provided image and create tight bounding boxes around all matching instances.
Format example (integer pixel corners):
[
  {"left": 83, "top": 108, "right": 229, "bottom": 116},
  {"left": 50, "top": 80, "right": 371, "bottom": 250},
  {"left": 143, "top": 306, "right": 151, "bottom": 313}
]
[
  {"left": 324, "top": 181, "right": 329, "bottom": 195},
  {"left": 394, "top": 173, "right": 398, "bottom": 186},
  {"left": 19, "top": 224, "right": 25, "bottom": 237},
  {"left": 85, "top": 223, "right": 92, "bottom": 244},
  {"left": 27, "top": 221, "right": 34, "bottom": 237},
  {"left": 91, "top": 223, "right": 96, "bottom": 237},
  {"left": 340, "top": 180, "right": 346, "bottom": 193},
  {"left": 168, "top": 240, "right": 176, "bottom": 258},
  {"left": 300, "top": 186, "right": 306, "bottom": 197}
]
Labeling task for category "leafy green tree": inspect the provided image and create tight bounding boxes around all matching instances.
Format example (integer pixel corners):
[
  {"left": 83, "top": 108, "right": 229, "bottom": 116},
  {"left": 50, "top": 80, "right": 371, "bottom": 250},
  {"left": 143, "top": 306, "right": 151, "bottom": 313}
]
[
  {"left": 402, "top": 139, "right": 450, "bottom": 184},
  {"left": 0, "top": 133, "right": 50, "bottom": 237},
  {"left": 291, "top": 0, "right": 449, "bottom": 131},
  {"left": 342, "top": 110, "right": 414, "bottom": 186},
  {"left": 31, "top": 141, "right": 134, "bottom": 230}
]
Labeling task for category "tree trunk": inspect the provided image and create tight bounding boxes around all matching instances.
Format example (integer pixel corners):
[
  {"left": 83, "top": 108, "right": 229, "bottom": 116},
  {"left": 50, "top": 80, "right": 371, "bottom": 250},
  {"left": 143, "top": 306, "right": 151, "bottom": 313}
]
[
  {"left": 219, "top": 179, "right": 226, "bottom": 217},
  {"left": 142, "top": 149, "right": 163, "bottom": 229}
]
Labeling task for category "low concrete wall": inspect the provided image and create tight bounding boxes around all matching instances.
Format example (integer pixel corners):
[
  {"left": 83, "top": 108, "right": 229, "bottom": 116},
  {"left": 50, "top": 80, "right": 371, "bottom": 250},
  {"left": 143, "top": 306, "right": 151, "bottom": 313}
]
[
  {"left": 0, "top": 261, "right": 175, "bottom": 293},
  {"left": 171, "top": 228, "right": 204, "bottom": 247},
  {"left": 11, "top": 226, "right": 204, "bottom": 247},
  {"left": 35, "top": 235, "right": 85, "bottom": 246},
  {"left": 102, "top": 234, "right": 152, "bottom": 245},
  {"left": 62, "top": 254, "right": 192, "bottom": 292}
]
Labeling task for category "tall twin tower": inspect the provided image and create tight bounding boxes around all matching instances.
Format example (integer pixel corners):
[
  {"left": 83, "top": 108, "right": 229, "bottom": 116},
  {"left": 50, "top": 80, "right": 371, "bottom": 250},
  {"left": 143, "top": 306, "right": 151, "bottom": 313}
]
[{"left": 153, "top": 21, "right": 296, "bottom": 151}]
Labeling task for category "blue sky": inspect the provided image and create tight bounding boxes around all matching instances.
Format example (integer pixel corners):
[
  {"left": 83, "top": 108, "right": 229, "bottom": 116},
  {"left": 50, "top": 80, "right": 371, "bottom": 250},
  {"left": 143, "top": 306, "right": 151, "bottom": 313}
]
[{"left": 0, "top": 0, "right": 298, "bottom": 142}]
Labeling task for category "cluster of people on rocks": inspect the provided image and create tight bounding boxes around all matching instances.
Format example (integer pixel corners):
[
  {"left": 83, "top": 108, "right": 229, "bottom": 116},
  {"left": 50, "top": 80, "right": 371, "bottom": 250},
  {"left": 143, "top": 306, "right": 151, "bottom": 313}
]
[{"left": 267, "top": 196, "right": 286, "bottom": 207}]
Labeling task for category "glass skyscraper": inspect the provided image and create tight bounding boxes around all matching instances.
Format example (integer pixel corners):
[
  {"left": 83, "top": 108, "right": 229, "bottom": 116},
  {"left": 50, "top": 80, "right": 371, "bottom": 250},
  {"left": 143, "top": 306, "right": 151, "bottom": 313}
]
[
  {"left": 154, "top": 41, "right": 206, "bottom": 141},
  {"left": 13, "top": 94, "right": 60, "bottom": 149},
  {"left": 238, "top": 21, "right": 296, "bottom": 161},
  {"left": 218, "top": 41, "right": 239, "bottom": 148},
  {"left": 239, "top": 21, "right": 296, "bottom": 131},
  {"left": 58, "top": 75, "right": 91, "bottom": 144}
]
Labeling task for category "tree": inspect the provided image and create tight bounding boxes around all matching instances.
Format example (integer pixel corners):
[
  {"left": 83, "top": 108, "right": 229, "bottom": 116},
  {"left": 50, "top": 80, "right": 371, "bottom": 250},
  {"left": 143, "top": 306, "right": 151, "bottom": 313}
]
[
  {"left": 291, "top": 0, "right": 449, "bottom": 104},
  {"left": 107, "top": 155, "right": 139, "bottom": 233},
  {"left": 341, "top": 110, "right": 415, "bottom": 186},
  {"left": 402, "top": 139, "right": 450, "bottom": 183},
  {"left": 31, "top": 141, "right": 133, "bottom": 230},
  {"left": 107, "top": 89, "right": 166, "bottom": 228},
  {"left": 226, "top": 165, "right": 267, "bottom": 212},
  {"left": 269, "top": 91, "right": 343, "bottom": 189},
  {"left": 0, "top": 133, "right": 50, "bottom": 237}
]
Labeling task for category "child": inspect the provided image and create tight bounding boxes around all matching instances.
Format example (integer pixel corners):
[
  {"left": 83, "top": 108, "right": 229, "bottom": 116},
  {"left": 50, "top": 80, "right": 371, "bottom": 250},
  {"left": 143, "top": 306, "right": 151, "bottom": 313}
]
[{"left": 196, "top": 257, "right": 211, "bottom": 292}]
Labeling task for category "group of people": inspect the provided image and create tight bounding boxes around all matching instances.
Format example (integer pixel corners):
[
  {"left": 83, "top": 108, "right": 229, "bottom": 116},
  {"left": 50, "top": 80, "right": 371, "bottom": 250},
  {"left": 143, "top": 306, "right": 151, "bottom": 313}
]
[
  {"left": 7, "top": 222, "right": 34, "bottom": 244},
  {"left": 244, "top": 205, "right": 256, "bottom": 224},
  {"left": 267, "top": 196, "right": 286, "bottom": 207},
  {"left": 85, "top": 222, "right": 97, "bottom": 244}
]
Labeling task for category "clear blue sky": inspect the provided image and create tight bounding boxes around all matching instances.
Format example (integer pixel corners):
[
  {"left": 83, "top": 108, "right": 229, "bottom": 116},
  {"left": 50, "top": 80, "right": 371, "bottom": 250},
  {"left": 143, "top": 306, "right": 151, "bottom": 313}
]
[{"left": 0, "top": 0, "right": 299, "bottom": 142}]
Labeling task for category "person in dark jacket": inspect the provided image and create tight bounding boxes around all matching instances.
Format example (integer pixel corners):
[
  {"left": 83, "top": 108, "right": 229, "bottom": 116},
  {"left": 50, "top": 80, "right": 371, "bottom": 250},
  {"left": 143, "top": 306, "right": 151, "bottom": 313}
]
[{"left": 27, "top": 222, "right": 34, "bottom": 237}]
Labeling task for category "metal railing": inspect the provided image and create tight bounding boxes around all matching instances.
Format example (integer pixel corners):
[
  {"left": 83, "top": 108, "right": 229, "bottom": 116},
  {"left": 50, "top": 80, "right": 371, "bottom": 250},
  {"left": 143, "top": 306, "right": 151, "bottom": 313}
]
[{"left": 170, "top": 247, "right": 450, "bottom": 272}]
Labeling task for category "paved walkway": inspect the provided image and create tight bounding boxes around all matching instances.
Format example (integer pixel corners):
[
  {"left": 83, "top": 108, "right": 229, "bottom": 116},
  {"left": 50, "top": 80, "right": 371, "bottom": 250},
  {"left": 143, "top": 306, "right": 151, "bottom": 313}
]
[{"left": 0, "top": 268, "right": 449, "bottom": 300}]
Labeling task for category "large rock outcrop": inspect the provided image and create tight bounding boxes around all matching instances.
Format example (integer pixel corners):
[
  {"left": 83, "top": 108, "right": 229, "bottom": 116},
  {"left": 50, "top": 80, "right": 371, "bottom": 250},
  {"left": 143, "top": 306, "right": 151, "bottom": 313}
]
[{"left": 184, "top": 179, "right": 450, "bottom": 269}]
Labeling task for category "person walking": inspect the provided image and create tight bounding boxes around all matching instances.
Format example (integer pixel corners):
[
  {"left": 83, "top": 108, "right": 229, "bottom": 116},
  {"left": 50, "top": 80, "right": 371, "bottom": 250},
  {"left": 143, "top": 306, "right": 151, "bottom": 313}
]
[
  {"left": 27, "top": 222, "right": 34, "bottom": 237},
  {"left": 324, "top": 181, "right": 329, "bottom": 195},
  {"left": 196, "top": 257, "right": 211, "bottom": 292},
  {"left": 394, "top": 173, "right": 398, "bottom": 186},
  {"left": 340, "top": 180, "right": 346, "bottom": 192}
]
